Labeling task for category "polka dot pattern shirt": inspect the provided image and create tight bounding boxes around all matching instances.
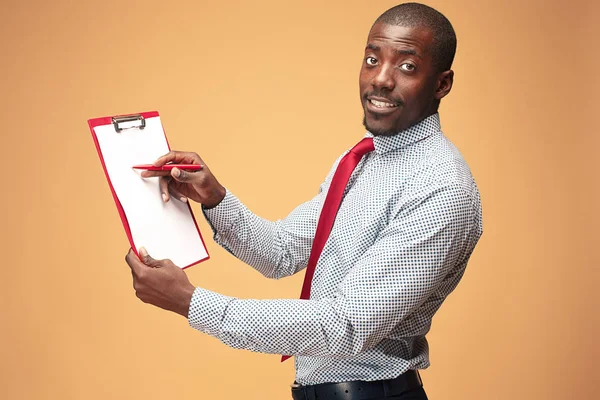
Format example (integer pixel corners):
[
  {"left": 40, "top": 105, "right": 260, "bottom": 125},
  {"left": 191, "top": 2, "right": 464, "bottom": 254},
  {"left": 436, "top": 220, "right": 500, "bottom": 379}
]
[{"left": 189, "top": 113, "right": 483, "bottom": 385}]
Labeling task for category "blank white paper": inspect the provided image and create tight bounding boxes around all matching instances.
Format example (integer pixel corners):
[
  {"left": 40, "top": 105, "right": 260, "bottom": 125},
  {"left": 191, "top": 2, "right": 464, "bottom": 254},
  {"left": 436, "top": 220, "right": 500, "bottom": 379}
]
[{"left": 94, "top": 116, "right": 208, "bottom": 268}]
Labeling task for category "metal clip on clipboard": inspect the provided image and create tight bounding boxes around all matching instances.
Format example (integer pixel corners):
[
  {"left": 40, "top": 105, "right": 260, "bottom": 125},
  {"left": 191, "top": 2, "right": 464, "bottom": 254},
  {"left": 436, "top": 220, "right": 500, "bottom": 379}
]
[{"left": 112, "top": 114, "right": 146, "bottom": 133}]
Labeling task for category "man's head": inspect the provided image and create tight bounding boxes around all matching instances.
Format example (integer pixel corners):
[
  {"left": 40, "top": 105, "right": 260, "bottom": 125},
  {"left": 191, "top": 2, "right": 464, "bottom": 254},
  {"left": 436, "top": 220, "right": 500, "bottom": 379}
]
[{"left": 360, "top": 3, "right": 456, "bottom": 136}]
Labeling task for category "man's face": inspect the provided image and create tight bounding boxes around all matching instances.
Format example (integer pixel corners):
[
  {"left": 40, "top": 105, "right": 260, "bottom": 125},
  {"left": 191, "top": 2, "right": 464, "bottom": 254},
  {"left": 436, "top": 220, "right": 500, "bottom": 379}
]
[{"left": 360, "top": 22, "right": 440, "bottom": 136}]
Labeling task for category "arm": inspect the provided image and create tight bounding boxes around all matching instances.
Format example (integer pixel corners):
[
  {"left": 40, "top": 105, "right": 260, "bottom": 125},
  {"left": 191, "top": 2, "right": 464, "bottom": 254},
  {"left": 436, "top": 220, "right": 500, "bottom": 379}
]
[
  {"left": 143, "top": 149, "right": 338, "bottom": 280},
  {"left": 189, "top": 184, "right": 479, "bottom": 357},
  {"left": 201, "top": 186, "right": 327, "bottom": 279}
]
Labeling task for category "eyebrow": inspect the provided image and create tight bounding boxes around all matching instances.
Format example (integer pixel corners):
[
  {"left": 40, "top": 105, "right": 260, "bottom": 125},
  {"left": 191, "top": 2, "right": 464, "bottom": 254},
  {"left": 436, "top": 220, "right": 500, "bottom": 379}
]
[{"left": 366, "top": 43, "right": 421, "bottom": 58}]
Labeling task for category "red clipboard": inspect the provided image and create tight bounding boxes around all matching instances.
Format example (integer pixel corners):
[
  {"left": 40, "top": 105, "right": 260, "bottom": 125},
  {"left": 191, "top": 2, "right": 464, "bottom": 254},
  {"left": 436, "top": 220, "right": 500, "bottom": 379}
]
[{"left": 87, "top": 111, "right": 209, "bottom": 269}]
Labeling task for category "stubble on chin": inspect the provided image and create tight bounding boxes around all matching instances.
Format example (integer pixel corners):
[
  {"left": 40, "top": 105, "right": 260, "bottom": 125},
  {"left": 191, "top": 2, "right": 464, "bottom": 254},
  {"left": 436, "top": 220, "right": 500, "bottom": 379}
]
[{"left": 362, "top": 115, "right": 399, "bottom": 137}]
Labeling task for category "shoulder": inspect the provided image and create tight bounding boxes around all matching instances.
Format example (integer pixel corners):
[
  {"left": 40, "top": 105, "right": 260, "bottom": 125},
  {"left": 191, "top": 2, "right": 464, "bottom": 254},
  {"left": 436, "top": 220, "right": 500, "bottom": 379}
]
[{"left": 406, "top": 132, "right": 478, "bottom": 196}]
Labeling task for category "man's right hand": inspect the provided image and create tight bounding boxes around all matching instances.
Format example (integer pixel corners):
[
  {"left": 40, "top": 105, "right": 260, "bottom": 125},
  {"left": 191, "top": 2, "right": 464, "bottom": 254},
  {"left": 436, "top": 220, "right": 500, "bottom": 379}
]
[{"left": 141, "top": 151, "right": 226, "bottom": 209}]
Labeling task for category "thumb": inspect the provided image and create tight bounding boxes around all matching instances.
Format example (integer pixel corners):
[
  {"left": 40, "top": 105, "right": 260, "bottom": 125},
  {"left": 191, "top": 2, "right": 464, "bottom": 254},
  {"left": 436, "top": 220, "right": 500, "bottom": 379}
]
[
  {"left": 171, "top": 167, "right": 193, "bottom": 183},
  {"left": 138, "top": 247, "right": 161, "bottom": 268}
]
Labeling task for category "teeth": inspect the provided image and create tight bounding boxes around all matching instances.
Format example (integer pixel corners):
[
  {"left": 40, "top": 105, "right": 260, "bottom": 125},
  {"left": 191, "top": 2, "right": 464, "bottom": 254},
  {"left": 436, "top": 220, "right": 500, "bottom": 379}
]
[{"left": 370, "top": 99, "right": 397, "bottom": 108}]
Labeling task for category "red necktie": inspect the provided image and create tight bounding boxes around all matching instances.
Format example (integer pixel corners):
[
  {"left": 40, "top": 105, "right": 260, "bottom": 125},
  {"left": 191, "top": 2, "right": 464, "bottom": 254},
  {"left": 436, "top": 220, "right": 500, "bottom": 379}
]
[{"left": 281, "top": 137, "right": 375, "bottom": 362}]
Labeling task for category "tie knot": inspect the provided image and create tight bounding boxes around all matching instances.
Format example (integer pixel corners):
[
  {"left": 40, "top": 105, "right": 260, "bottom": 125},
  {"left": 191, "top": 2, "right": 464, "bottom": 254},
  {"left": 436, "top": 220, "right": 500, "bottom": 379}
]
[{"left": 350, "top": 138, "right": 375, "bottom": 157}]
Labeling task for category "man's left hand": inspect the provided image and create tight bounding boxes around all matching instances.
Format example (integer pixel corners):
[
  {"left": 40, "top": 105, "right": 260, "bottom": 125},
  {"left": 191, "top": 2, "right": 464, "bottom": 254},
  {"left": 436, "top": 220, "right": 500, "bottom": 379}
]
[{"left": 125, "top": 248, "right": 196, "bottom": 318}]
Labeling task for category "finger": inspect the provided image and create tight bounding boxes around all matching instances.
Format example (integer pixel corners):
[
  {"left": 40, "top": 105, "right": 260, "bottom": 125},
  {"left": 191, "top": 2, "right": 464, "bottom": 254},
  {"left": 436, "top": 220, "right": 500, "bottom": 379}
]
[
  {"left": 140, "top": 170, "right": 171, "bottom": 178},
  {"left": 141, "top": 166, "right": 204, "bottom": 179},
  {"left": 159, "top": 176, "right": 171, "bottom": 202},
  {"left": 160, "top": 258, "right": 180, "bottom": 269},
  {"left": 138, "top": 247, "right": 172, "bottom": 268},
  {"left": 168, "top": 184, "right": 188, "bottom": 203},
  {"left": 138, "top": 247, "right": 162, "bottom": 268},
  {"left": 171, "top": 167, "right": 198, "bottom": 183},
  {"left": 125, "top": 249, "right": 144, "bottom": 275},
  {"left": 153, "top": 151, "right": 200, "bottom": 167}
]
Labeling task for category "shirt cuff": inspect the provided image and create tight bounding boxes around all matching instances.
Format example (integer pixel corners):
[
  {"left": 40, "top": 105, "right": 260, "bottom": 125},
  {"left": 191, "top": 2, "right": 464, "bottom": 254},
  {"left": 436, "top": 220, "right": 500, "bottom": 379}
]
[
  {"left": 188, "top": 287, "right": 234, "bottom": 337},
  {"left": 202, "top": 189, "right": 243, "bottom": 236}
]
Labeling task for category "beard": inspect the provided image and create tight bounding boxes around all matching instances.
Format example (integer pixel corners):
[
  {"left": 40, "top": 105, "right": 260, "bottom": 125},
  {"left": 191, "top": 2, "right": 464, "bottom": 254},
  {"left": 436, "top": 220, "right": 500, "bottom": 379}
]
[{"left": 362, "top": 114, "right": 401, "bottom": 137}]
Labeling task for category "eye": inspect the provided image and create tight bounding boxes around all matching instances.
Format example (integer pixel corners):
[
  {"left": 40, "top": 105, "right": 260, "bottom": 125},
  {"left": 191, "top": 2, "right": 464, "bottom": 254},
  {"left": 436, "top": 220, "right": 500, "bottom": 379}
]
[
  {"left": 365, "top": 56, "right": 378, "bottom": 66},
  {"left": 400, "top": 63, "right": 416, "bottom": 72}
]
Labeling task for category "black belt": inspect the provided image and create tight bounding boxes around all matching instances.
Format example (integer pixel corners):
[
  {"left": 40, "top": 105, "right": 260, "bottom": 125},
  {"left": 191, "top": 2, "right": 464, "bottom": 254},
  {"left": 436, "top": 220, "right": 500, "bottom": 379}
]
[{"left": 291, "top": 370, "right": 423, "bottom": 400}]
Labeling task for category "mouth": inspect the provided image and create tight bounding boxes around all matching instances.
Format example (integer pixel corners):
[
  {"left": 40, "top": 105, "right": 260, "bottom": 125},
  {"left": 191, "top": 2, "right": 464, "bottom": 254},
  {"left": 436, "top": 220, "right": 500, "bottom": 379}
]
[{"left": 365, "top": 96, "right": 401, "bottom": 114}]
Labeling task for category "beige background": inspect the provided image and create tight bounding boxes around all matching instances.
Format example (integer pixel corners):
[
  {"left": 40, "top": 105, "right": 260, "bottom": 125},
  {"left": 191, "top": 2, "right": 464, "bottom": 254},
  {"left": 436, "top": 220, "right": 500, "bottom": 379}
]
[{"left": 1, "top": 0, "right": 598, "bottom": 399}]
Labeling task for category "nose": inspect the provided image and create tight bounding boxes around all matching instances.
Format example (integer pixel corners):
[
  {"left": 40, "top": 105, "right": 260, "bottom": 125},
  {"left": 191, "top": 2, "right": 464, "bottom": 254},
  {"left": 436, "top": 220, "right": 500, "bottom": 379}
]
[{"left": 372, "top": 64, "right": 395, "bottom": 91}]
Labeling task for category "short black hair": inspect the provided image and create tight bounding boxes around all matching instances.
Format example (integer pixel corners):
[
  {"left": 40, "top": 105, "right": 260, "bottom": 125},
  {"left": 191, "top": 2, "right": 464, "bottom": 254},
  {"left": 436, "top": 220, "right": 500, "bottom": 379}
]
[{"left": 374, "top": 3, "right": 457, "bottom": 72}]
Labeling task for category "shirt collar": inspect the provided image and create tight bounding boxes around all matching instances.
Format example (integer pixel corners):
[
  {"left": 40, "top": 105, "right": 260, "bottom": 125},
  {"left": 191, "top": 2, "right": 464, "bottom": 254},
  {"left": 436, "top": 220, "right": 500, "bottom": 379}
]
[{"left": 365, "top": 113, "right": 441, "bottom": 154}]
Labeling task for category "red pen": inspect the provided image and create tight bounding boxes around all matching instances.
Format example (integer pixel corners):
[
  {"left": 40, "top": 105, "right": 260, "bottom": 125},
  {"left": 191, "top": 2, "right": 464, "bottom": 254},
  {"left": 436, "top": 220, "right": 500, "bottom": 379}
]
[{"left": 132, "top": 164, "right": 203, "bottom": 171}]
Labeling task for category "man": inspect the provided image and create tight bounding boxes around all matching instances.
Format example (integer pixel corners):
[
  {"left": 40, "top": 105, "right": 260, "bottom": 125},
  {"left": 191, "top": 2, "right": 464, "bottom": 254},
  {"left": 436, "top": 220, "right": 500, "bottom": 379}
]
[{"left": 125, "top": 3, "right": 482, "bottom": 399}]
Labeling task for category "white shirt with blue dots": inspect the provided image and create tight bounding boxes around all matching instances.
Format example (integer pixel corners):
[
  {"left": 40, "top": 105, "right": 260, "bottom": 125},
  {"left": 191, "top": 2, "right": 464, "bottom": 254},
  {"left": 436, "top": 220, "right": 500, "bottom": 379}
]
[{"left": 188, "top": 113, "right": 483, "bottom": 385}]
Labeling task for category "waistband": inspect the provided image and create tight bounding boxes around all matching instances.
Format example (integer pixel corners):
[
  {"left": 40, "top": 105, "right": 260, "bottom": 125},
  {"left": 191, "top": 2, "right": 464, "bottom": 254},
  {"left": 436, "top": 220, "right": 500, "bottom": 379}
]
[{"left": 291, "top": 370, "right": 423, "bottom": 400}]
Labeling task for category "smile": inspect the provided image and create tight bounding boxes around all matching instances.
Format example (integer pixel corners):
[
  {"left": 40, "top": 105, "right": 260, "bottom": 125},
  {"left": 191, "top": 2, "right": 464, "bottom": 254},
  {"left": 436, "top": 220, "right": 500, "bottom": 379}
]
[{"left": 368, "top": 99, "right": 398, "bottom": 108}]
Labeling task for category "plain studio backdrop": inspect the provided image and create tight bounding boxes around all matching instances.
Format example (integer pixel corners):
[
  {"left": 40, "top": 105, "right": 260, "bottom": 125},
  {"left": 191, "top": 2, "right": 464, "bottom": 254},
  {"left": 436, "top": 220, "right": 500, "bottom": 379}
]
[{"left": 1, "top": 1, "right": 598, "bottom": 399}]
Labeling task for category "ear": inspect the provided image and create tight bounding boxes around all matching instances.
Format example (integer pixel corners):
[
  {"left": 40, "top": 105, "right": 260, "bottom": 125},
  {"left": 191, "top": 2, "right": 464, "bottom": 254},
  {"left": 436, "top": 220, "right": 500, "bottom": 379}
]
[{"left": 434, "top": 69, "right": 454, "bottom": 100}]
